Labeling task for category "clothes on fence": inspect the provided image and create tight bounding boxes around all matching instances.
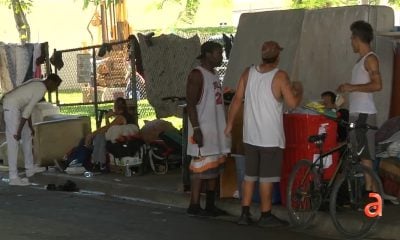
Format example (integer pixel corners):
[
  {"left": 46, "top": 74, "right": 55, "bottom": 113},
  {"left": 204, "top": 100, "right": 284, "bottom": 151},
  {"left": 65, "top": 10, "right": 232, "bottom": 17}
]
[
  {"left": 0, "top": 43, "right": 44, "bottom": 93},
  {"left": 138, "top": 33, "right": 200, "bottom": 118},
  {"left": 0, "top": 47, "right": 13, "bottom": 93},
  {"left": 32, "top": 44, "right": 42, "bottom": 74}
]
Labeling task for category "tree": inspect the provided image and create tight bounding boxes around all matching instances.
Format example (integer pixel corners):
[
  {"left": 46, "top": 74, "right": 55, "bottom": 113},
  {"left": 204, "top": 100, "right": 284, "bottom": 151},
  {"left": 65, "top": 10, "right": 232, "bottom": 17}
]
[
  {"left": 82, "top": 0, "right": 201, "bottom": 25},
  {"left": 82, "top": 0, "right": 201, "bottom": 33},
  {"left": 0, "top": 0, "right": 32, "bottom": 43},
  {"left": 82, "top": 0, "right": 119, "bottom": 9},
  {"left": 388, "top": 0, "right": 400, "bottom": 7},
  {"left": 154, "top": 0, "right": 200, "bottom": 24},
  {"left": 291, "top": 0, "right": 400, "bottom": 8},
  {"left": 292, "top": 0, "right": 359, "bottom": 9}
]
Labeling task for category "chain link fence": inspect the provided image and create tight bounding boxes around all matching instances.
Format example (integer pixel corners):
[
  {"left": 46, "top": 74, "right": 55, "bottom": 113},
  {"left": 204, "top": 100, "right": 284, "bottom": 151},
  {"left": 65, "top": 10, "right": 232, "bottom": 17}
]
[
  {"left": 53, "top": 39, "right": 148, "bottom": 129},
  {"left": 52, "top": 32, "right": 232, "bottom": 130}
]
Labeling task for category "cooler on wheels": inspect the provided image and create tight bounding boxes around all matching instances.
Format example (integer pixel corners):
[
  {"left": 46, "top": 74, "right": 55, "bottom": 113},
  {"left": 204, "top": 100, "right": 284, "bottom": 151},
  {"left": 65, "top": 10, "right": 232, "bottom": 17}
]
[{"left": 280, "top": 114, "right": 338, "bottom": 206}]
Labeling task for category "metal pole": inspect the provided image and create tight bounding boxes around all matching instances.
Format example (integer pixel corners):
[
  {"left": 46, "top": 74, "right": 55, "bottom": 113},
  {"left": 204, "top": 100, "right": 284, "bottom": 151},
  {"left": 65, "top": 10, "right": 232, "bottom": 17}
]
[
  {"left": 100, "top": 3, "right": 108, "bottom": 43},
  {"left": 129, "top": 35, "right": 138, "bottom": 126},
  {"left": 48, "top": 47, "right": 55, "bottom": 103},
  {"left": 92, "top": 47, "right": 100, "bottom": 129}
]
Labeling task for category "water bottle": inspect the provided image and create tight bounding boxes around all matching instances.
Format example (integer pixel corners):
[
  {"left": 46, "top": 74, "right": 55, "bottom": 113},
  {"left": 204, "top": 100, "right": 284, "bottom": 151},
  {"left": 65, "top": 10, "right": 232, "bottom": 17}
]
[
  {"left": 1, "top": 177, "right": 9, "bottom": 183},
  {"left": 84, "top": 171, "right": 94, "bottom": 178},
  {"left": 125, "top": 164, "right": 132, "bottom": 177}
]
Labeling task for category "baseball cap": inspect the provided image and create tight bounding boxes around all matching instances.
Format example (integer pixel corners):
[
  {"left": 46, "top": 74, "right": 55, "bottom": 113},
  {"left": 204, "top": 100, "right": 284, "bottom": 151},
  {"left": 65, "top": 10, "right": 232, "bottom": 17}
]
[
  {"left": 261, "top": 41, "right": 283, "bottom": 59},
  {"left": 196, "top": 41, "right": 222, "bottom": 59}
]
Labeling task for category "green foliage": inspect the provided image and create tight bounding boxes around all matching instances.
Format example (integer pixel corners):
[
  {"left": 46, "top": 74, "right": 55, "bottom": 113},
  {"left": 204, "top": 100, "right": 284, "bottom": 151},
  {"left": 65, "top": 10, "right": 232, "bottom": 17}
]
[
  {"left": 388, "top": 0, "right": 400, "bottom": 7},
  {"left": 291, "top": 0, "right": 359, "bottom": 9},
  {"left": 292, "top": 0, "right": 400, "bottom": 8},
  {"left": 81, "top": 0, "right": 121, "bottom": 9},
  {"left": 0, "top": 0, "right": 33, "bottom": 13},
  {"left": 154, "top": 0, "right": 200, "bottom": 25},
  {"left": 177, "top": 0, "right": 200, "bottom": 24}
]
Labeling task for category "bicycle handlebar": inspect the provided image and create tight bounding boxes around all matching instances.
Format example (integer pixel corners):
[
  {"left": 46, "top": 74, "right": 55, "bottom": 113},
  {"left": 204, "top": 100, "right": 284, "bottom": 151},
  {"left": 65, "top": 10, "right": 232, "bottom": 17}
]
[
  {"left": 302, "top": 106, "right": 378, "bottom": 131},
  {"left": 161, "top": 96, "right": 186, "bottom": 102},
  {"left": 338, "top": 119, "right": 378, "bottom": 131}
]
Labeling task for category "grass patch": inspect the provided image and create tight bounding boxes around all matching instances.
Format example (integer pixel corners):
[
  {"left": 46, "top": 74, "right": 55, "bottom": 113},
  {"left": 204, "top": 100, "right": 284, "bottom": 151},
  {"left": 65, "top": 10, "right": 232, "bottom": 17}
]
[{"left": 53, "top": 89, "right": 183, "bottom": 130}]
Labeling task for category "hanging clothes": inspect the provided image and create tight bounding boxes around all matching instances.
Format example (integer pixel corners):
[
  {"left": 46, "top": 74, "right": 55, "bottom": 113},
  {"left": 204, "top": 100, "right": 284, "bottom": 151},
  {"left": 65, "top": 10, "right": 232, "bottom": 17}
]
[
  {"left": 16, "top": 44, "right": 33, "bottom": 85},
  {"left": 0, "top": 46, "right": 13, "bottom": 93},
  {"left": 32, "top": 43, "right": 41, "bottom": 74},
  {"left": 4, "top": 44, "right": 34, "bottom": 87},
  {"left": 0, "top": 43, "right": 47, "bottom": 94},
  {"left": 4, "top": 45, "right": 17, "bottom": 88}
]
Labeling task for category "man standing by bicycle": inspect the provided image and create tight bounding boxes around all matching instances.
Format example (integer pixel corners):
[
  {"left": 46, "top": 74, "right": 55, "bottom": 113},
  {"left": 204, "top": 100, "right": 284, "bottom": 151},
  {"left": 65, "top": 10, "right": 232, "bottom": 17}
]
[
  {"left": 225, "top": 41, "right": 303, "bottom": 226},
  {"left": 337, "top": 20, "right": 382, "bottom": 193}
]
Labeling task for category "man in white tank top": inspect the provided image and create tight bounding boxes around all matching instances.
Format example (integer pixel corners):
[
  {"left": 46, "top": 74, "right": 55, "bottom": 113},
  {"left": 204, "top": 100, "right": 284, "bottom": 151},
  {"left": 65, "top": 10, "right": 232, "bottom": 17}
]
[
  {"left": 186, "top": 41, "right": 231, "bottom": 217},
  {"left": 225, "top": 41, "right": 303, "bottom": 226},
  {"left": 337, "top": 20, "right": 382, "bottom": 192}
]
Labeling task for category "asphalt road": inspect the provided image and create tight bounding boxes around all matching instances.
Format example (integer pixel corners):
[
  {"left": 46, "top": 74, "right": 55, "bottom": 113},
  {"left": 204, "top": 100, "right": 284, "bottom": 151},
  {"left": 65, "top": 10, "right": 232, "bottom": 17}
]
[{"left": 0, "top": 182, "right": 336, "bottom": 240}]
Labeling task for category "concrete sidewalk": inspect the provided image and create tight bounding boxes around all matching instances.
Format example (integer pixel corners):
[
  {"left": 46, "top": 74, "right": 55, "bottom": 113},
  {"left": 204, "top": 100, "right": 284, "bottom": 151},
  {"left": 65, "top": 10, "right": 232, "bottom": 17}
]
[{"left": 8, "top": 168, "right": 400, "bottom": 240}]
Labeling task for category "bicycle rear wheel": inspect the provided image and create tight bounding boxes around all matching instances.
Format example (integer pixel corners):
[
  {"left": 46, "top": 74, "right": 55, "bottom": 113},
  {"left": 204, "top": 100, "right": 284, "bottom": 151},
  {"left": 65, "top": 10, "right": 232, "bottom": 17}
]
[
  {"left": 287, "top": 160, "right": 322, "bottom": 228},
  {"left": 329, "top": 164, "right": 383, "bottom": 239}
]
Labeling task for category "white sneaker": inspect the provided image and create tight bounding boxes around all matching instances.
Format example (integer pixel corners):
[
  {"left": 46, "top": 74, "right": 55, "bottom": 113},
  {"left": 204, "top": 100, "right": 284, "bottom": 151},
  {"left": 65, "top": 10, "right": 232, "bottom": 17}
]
[
  {"left": 26, "top": 166, "right": 47, "bottom": 177},
  {"left": 9, "top": 177, "right": 30, "bottom": 186}
]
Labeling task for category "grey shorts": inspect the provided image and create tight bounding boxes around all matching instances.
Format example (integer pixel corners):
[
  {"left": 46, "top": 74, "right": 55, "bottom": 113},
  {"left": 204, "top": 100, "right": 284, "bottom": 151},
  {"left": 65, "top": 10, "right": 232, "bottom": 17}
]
[
  {"left": 349, "top": 113, "right": 377, "bottom": 160},
  {"left": 244, "top": 144, "right": 283, "bottom": 183}
]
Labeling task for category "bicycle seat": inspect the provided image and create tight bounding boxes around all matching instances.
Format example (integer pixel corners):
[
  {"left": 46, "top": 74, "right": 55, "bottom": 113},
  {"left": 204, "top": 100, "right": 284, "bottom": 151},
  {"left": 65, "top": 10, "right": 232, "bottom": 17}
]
[{"left": 308, "top": 134, "right": 326, "bottom": 144}]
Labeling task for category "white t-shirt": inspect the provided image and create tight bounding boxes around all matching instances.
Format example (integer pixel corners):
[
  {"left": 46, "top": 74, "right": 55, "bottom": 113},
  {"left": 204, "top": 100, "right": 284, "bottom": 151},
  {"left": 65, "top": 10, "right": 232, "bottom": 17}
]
[{"left": 3, "top": 79, "right": 47, "bottom": 119}]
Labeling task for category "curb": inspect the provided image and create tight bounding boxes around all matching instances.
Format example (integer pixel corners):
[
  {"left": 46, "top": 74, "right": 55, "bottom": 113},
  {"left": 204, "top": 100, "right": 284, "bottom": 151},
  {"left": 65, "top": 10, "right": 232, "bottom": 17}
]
[{"left": 29, "top": 172, "right": 397, "bottom": 240}]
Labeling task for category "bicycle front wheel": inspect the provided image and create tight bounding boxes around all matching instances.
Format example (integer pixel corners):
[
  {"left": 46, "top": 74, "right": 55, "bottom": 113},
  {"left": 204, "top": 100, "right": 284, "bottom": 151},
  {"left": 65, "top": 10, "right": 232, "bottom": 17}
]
[
  {"left": 287, "top": 160, "right": 322, "bottom": 228},
  {"left": 148, "top": 147, "right": 168, "bottom": 175},
  {"left": 329, "top": 164, "right": 383, "bottom": 239}
]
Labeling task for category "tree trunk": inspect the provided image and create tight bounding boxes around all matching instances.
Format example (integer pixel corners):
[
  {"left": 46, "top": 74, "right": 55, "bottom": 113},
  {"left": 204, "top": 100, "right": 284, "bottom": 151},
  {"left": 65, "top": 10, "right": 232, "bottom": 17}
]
[{"left": 11, "top": 0, "right": 31, "bottom": 44}]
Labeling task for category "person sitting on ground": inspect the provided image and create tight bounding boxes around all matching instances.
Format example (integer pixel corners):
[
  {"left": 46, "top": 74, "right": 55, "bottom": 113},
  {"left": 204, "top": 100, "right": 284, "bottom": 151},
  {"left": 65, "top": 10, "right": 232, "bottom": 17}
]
[
  {"left": 321, "top": 91, "right": 349, "bottom": 143},
  {"left": 85, "top": 97, "right": 136, "bottom": 170}
]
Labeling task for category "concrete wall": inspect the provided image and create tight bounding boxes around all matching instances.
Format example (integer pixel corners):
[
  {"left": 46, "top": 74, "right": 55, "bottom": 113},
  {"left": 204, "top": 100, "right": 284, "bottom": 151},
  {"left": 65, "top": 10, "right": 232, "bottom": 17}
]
[
  {"left": 224, "top": 9, "right": 305, "bottom": 88},
  {"left": 224, "top": 5, "right": 394, "bottom": 125}
]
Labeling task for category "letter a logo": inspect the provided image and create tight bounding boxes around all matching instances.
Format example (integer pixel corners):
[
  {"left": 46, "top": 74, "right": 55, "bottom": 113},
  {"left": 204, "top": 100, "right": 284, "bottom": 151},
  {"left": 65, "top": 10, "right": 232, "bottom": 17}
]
[{"left": 364, "top": 193, "right": 383, "bottom": 218}]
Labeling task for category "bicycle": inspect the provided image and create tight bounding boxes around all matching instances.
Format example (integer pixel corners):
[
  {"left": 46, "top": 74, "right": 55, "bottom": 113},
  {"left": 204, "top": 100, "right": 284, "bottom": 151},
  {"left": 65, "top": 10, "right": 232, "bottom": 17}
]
[{"left": 286, "top": 116, "right": 384, "bottom": 239}]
